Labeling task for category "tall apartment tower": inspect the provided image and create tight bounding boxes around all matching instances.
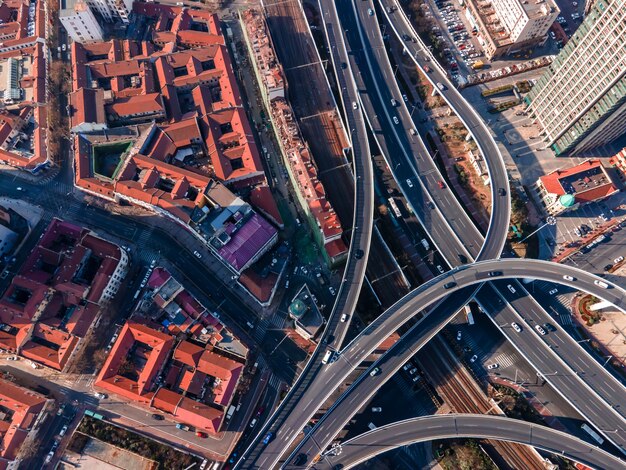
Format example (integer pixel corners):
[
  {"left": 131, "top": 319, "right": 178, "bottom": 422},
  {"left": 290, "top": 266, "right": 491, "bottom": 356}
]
[{"left": 525, "top": 0, "right": 626, "bottom": 156}]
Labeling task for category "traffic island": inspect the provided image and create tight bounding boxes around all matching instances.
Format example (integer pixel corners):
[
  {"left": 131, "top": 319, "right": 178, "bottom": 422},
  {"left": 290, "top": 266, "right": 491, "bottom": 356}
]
[{"left": 571, "top": 293, "right": 626, "bottom": 371}]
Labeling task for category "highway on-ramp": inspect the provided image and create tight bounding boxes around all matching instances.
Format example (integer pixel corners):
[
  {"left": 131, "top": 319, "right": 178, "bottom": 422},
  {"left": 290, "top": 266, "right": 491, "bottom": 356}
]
[
  {"left": 321, "top": 414, "right": 626, "bottom": 470},
  {"left": 321, "top": 0, "right": 626, "bottom": 456},
  {"left": 283, "top": 258, "right": 626, "bottom": 467}
]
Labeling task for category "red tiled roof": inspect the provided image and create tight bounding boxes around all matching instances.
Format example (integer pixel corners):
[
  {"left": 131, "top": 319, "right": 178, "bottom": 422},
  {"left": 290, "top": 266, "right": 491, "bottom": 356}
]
[
  {"left": 249, "top": 185, "right": 284, "bottom": 228},
  {"left": 539, "top": 159, "right": 618, "bottom": 204}
]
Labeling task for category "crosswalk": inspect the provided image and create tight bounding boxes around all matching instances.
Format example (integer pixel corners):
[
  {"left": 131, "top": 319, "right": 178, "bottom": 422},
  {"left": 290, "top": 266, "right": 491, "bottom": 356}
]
[
  {"left": 490, "top": 352, "right": 518, "bottom": 370},
  {"left": 559, "top": 313, "right": 573, "bottom": 326}
]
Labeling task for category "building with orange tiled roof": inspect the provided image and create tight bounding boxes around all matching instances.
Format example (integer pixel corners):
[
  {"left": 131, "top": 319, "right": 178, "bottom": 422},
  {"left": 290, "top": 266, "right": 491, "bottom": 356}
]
[
  {"left": 535, "top": 159, "right": 619, "bottom": 216},
  {"left": 96, "top": 279, "right": 248, "bottom": 435},
  {"left": 241, "top": 8, "right": 347, "bottom": 265},
  {"left": 0, "top": 0, "right": 48, "bottom": 171},
  {"left": 0, "top": 219, "right": 129, "bottom": 370},
  {"left": 70, "top": 3, "right": 284, "bottom": 278},
  {"left": 0, "top": 378, "right": 48, "bottom": 469}
]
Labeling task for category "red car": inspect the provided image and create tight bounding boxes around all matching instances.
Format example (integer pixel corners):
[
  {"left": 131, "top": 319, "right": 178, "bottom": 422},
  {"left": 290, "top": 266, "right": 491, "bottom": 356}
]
[
  {"left": 196, "top": 431, "right": 208, "bottom": 438},
  {"left": 437, "top": 180, "right": 445, "bottom": 189}
]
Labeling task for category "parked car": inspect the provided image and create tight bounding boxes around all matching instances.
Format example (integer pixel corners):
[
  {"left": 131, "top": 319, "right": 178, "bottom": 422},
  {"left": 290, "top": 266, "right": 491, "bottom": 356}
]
[
  {"left": 152, "top": 414, "right": 165, "bottom": 420},
  {"left": 470, "top": 354, "right": 478, "bottom": 363},
  {"left": 487, "top": 363, "right": 499, "bottom": 370}
]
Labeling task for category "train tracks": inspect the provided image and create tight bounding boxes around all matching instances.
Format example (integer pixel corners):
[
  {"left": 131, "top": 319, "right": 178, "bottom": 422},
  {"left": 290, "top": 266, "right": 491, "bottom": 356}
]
[{"left": 418, "top": 338, "right": 545, "bottom": 470}]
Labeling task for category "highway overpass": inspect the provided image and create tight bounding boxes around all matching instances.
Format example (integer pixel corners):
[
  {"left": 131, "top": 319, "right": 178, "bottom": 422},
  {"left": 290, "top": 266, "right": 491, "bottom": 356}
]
[
  {"left": 285, "top": 258, "right": 626, "bottom": 466},
  {"left": 234, "top": 1, "right": 375, "bottom": 466},
  {"left": 319, "top": 414, "right": 626, "bottom": 470}
]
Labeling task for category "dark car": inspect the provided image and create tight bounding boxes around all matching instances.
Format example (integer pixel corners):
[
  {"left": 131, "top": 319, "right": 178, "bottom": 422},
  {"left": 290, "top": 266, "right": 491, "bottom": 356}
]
[
  {"left": 294, "top": 454, "right": 307, "bottom": 465},
  {"left": 488, "top": 271, "right": 502, "bottom": 277},
  {"left": 443, "top": 281, "right": 456, "bottom": 289},
  {"left": 427, "top": 201, "right": 435, "bottom": 210},
  {"left": 604, "top": 264, "right": 613, "bottom": 271},
  {"left": 341, "top": 62, "right": 347, "bottom": 69},
  {"left": 543, "top": 323, "right": 556, "bottom": 332},
  {"left": 151, "top": 414, "right": 165, "bottom": 420},
  {"left": 354, "top": 249, "right": 364, "bottom": 259},
  {"left": 498, "top": 188, "right": 506, "bottom": 196}
]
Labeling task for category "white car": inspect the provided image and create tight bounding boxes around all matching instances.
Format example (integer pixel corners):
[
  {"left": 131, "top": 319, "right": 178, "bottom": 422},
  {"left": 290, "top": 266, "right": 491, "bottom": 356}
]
[
  {"left": 329, "top": 286, "right": 336, "bottom": 296},
  {"left": 59, "top": 424, "right": 68, "bottom": 437},
  {"left": 548, "top": 288, "right": 558, "bottom": 295},
  {"left": 470, "top": 354, "right": 478, "bottom": 363},
  {"left": 61, "top": 43, "right": 67, "bottom": 51},
  {"left": 406, "top": 179, "right": 413, "bottom": 188},
  {"left": 614, "top": 256, "right": 624, "bottom": 264},
  {"left": 511, "top": 322, "right": 522, "bottom": 333},
  {"left": 352, "top": 102, "right": 358, "bottom": 110},
  {"left": 193, "top": 250, "right": 202, "bottom": 259},
  {"left": 535, "top": 324, "right": 547, "bottom": 336},
  {"left": 563, "top": 274, "right": 575, "bottom": 281},
  {"left": 456, "top": 331, "right": 462, "bottom": 341},
  {"left": 340, "top": 313, "right": 347, "bottom": 322},
  {"left": 367, "top": 8, "right": 374, "bottom": 16},
  {"left": 487, "top": 363, "right": 499, "bottom": 370},
  {"left": 371, "top": 407, "right": 382, "bottom": 412},
  {"left": 409, "top": 367, "right": 418, "bottom": 375},
  {"left": 507, "top": 284, "right": 516, "bottom": 294},
  {"left": 6, "top": 356, "right": 18, "bottom": 361},
  {"left": 370, "top": 367, "right": 380, "bottom": 377},
  {"left": 403, "top": 363, "right": 411, "bottom": 371},
  {"left": 392, "top": 116, "right": 399, "bottom": 125},
  {"left": 94, "top": 392, "right": 107, "bottom": 399}
]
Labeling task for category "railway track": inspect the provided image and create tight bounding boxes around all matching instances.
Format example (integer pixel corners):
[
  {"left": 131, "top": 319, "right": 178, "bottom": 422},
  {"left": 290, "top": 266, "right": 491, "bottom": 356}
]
[{"left": 418, "top": 338, "right": 545, "bottom": 470}]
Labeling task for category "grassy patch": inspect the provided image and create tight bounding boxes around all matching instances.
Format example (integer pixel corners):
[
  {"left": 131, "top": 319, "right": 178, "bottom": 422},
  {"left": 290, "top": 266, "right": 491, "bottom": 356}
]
[
  {"left": 75, "top": 415, "right": 202, "bottom": 470},
  {"left": 92, "top": 141, "right": 132, "bottom": 179},
  {"left": 434, "top": 439, "right": 497, "bottom": 470}
]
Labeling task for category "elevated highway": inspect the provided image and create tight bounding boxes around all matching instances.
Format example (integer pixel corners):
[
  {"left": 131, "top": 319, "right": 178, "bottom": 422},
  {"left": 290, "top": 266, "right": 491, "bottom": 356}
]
[
  {"left": 234, "top": 1, "right": 375, "bottom": 467},
  {"left": 321, "top": 414, "right": 626, "bottom": 470},
  {"left": 285, "top": 259, "right": 626, "bottom": 466}
]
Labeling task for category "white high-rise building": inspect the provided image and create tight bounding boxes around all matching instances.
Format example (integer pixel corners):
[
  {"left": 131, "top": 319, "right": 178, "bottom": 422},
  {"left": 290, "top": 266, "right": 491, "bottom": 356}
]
[
  {"left": 85, "top": 0, "right": 133, "bottom": 24},
  {"left": 490, "top": 0, "right": 559, "bottom": 43},
  {"left": 60, "top": 0, "right": 104, "bottom": 42},
  {"left": 525, "top": 0, "right": 626, "bottom": 156}
]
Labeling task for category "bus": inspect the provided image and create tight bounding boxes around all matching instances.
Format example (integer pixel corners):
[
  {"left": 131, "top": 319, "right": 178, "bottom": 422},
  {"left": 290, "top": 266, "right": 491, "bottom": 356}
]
[
  {"left": 581, "top": 423, "right": 604, "bottom": 445},
  {"left": 388, "top": 197, "right": 401, "bottom": 218}
]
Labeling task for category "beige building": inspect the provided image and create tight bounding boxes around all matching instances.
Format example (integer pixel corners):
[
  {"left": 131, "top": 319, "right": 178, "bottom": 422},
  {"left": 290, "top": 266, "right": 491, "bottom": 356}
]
[
  {"left": 491, "top": 0, "right": 559, "bottom": 43},
  {"left": 60, "top": 0, "right": 104, "bottom": 42},
  {"left": 465, "top": 0, "right": 558, "bottom": 59}
]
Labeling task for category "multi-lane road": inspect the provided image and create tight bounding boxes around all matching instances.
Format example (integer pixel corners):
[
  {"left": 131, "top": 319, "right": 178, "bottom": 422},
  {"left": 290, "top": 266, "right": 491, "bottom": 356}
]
[
  {"left": 285, "top": 258, "right": 626, "bottom": 466},
  {"left": 321, "top": 414, "right": 626, "bottom": 470},
  {"left": 246, "top": 0, "right": 626, "bottom": 466},
  {"left": 233, "top": 0, "right": 375, "bottom": 465}
]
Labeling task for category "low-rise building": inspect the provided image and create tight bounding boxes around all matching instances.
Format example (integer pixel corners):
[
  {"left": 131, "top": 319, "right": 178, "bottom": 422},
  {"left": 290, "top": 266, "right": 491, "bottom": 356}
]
[
  {"left": 0, "top": 0, "right": 48, "bottom": 171},
  {"left": 0, "top": 378, "right": 48, "bottom": 469},
  {"left": 96, "top": 268, "right": 248, "bottom": 435},
  {"left": 70, "top": 6, "right": 281, "bottom": 276},
  {"left": 241, "top": 8, "right": 347, "bottom": 265},
  {"left": 535, "top": 159, "right": 618, "bottom": 215},
  {"left": 288, "top": 284, "right": 323, "bottom": 341},
  {"left": 0, "top": 219, "right": 129, "bottom": 370}
]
